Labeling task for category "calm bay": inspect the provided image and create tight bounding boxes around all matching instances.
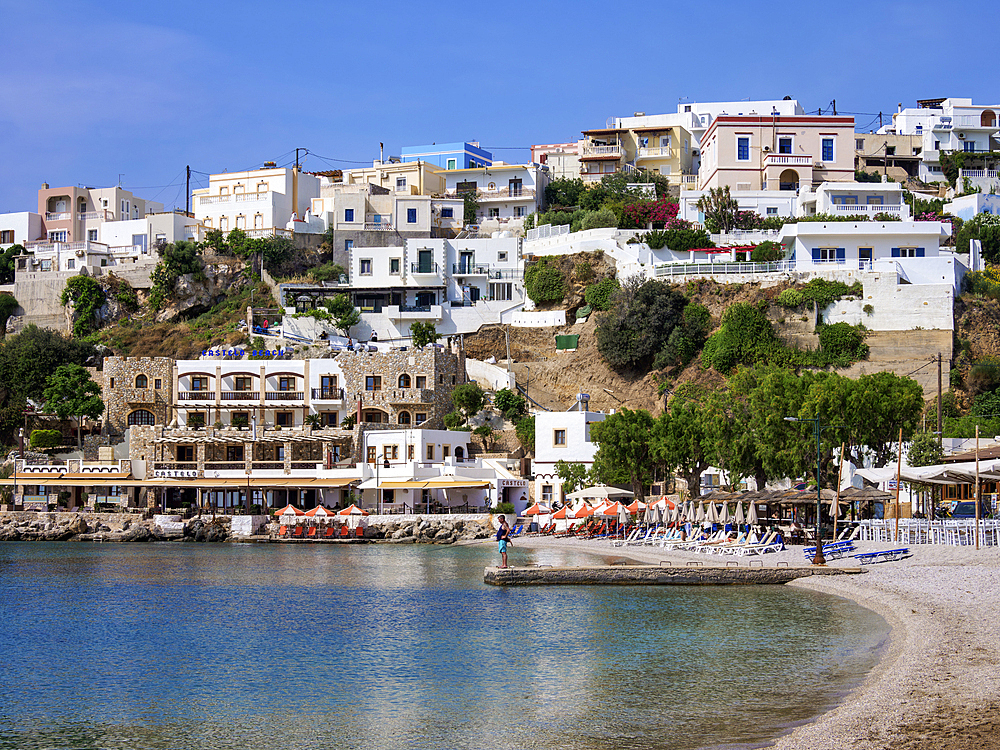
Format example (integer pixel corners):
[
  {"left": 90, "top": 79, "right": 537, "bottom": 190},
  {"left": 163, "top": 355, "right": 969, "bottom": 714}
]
[{"left": 0, "top": 542, "right": 888, "bottom": 750}]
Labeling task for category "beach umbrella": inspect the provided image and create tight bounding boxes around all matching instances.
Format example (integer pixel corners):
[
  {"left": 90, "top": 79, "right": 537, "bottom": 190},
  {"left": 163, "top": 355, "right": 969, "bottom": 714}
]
[
  {"left": 747, "top": 500, "right": 759, "bottom": 526},
  {"left": 524, "top": 502, "right": 551, "bottom": 516},
  {"left": 572, "top": 504, "right": 595, "bottom": 519},
  {"left": 669, "top": 503, "right": 680, "bottom": 525},
  {"left": 684, "top": 499, "right": 695, "bottom": 519},
  {"left": 695, "top": 502, "right": 705, "bottom": 523},
  {"left": 337, "top": 503, "right": 369, "bottom": 516},
  {"left": 304, "top": 505, "right": 335, "bottom": 518},
  {"left": 719, "top": 501, "right": 730, "bottom": 524},
  {"left": 273, "top": 504, "right": 304, "bottom": 517},
  {"left": 626, "top": 499, "right": 646, "bottom": 514},
  {"left": 552, "top": 505, "right": 571, "bottom": 520},
  {"left": 565, "top": 485, "right": 635, "bottom": 501},
  {"left": 735, "top": 501, "right": 745, "bottom": 525},
  {"left": 617, "top": 504, "right": 629, "bottom": 535},
  {"left": 706, "top": 501, "right": 718, "bottom": 524}
]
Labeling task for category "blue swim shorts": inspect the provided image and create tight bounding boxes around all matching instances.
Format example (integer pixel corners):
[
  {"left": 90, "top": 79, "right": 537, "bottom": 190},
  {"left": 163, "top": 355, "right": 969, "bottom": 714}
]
[{"left": 498, "top": 539, "right": 508, "bottom": 553}]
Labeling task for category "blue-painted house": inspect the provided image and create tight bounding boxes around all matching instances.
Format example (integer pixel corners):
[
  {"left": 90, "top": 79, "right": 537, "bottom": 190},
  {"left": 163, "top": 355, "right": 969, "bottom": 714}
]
[{"left": 401, "top": 142, "right": 493, "bottom": 171}]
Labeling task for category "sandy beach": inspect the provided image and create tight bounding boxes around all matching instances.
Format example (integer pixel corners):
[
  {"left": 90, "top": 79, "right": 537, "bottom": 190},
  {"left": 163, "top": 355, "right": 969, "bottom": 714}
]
[{"left": 508, "top": 534, "right": 1000, "bottom": 750}]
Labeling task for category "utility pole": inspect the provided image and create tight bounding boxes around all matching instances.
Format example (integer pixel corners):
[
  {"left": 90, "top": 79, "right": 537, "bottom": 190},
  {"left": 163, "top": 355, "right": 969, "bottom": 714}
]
[
  {"left": 832, "top": 99, "right": 837, "bottom": 116},
  {"left": 879, "top": 112, "right": 883, "bottom": 129},
  {"left": 185, "top": 165, "right": 190, "bottom": 215},
  {"left": 937, "top": 352, "right": 943, "bottom": 440}
]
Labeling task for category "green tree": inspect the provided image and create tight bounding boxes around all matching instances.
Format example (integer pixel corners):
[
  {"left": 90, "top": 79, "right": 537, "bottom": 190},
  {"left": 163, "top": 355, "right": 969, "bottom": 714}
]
[
  {"left": 0, "top": 244, "right": 23, "bottom": 285},
  {"left": 590, "top": 407, "right": 656, "bottom": 500},
  {"left": 494, "top": 388, "right": 527, "bottom": 420},
  {"left": 43, "top": 363, "right": 104, "bottom": 449},
  {"left": 596, "top": 276, "right": 688, "bottom": 371},
  {"left": 462, "top": 192, "right": 479, "bottom": 225},
  {"left": 523, "top": 258, "right": 566, "bottom": 304},
  {"left": 701, "top": 302, "right": 782, "bottom": 374},
  {"left": 696, "top": 186, "right": 740, "bottom": 233},
  {"left": 653, "top": 386, "right": 716, "bottom": 497},
  {"left": 908, "top": 431, "right": 945, "bottom": 518},
  {"left": 451, "top": 382, "right": 485, "bottom": 423},
  {"left": 514, "top": 415, "right": 535, "bottom": 453},
  {"left": 473, "top": 422, "right": 495, "bottom": 450},
  {"left": 0, "top": 294, "right": 18, "bottom": 338},
  {"left": 323, "top": 293, "right": 361, "bottom": 336},
  {"left": 149, "top": 240, "right": 203, "bottom": 310},
  {"left": 555, "top": 459, "right": 589, "bottom": 495},
  {"left": 60, "top": 276, "right": 105, "bottom": 338},
  {"left": 544, "top": 178, "right": 587, "bottom": 208},
  {"left": 410, "top": 321, "right": 439, "bottom": 348}
]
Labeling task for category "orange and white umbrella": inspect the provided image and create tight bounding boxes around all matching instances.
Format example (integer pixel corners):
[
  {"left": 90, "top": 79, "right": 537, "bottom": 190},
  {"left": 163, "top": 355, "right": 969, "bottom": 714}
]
[
  {"left": 337, "top": 504, "right": 369, "bottom": 516},
  {"left": 274, "top": 504, "right": 304, "bottom": 517},
  {"left": 524, "top": 502, "right": 551, "bottom": 516},
  {"left": 626, "top": 499, "right": 647, "bottom": 514},
  {"left": 572, "top": 504, "right": 595, "bottom": 519}
]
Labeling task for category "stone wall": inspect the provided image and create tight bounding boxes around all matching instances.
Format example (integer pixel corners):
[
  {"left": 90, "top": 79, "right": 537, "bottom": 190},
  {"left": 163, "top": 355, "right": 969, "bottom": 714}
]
[{"left": 102, "top": 357, "right": 175, "bottom": 434}]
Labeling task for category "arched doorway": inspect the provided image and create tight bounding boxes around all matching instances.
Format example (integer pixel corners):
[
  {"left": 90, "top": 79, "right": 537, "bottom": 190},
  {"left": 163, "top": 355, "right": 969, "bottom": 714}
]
[
  {"left": 779, "top": 169, "right": 799, "bottom": 191},
  {"left": 981, "top": 110, "right": 996, "bottom": 128},
  {"left": 362, "top": 409, "right": 388, "bottom": 424}
]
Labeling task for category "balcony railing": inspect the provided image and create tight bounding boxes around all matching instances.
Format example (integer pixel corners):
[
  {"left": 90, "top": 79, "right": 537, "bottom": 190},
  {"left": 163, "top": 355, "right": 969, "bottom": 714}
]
[
  {"left": 637, "top": 147, "right": 672, "bottom": 159},
  {"left": 221, "top": 390, "right": 259, "bottom": 400},
  {"left": 311, "top": 387, "right": 345, "bottom": 400},
  {"left": 365, "top": 221, "right": 394, "bottom": 231},
  {"left": 410, "top": 262, "right": 440, "bottom": 274},
  {"left": 653, "top": 260, "right": 797, "bottom": 278},
  {"left": 178, "top": 392, "right": 214, "bottom": 401},
  {"left": 476, "top": 187, "right": 535, "bottom": 202},
  {"left": 830, "top": 203, "right": 904, "bottom": 215},
  {"left": 290, "top": 461, "right": 319, "bottom": 470},
  {"left": 265, "top": 391, "right": 303, "bottom": 401},
  {"left": 452, "top": 263, "right": 489, "bottom": 275},
  {"left": 204, "top": 462, "right": 245, "bottom": 471},
  {"left": 235, "top": 192, "right": 267, "bottom": 203},
  {"left": 765, "top": 154, "right": 812, "bottom": 166},
  {"left": 45, "top": 212, "right": 71, "bottom": 221},
  {"left": 198, "top": 192, "right": 268, "bottom": 206},
  {"left": 78, "top": 211, "right": 106, "bottom": 220},
  {"left": 153, "top": 462, "right": 199, "bottom": 471},
  {"left": 960, "top": 169, "right": 1000, "bottom": 179},
  {"left": 953, "top": 115, "right": 998, "bottom": 129},
  {"left": 252, "top": 462, "right": 283, "bottom": 470},
  {"left": 580, "top": 144, "right": 623, "bottom": 158}
]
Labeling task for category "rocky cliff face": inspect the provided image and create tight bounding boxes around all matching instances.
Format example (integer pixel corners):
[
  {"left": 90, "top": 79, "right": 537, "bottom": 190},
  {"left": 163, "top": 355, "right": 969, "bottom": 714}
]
[{"left": 156, "top": 262, "right": 246, "bottom": 322}]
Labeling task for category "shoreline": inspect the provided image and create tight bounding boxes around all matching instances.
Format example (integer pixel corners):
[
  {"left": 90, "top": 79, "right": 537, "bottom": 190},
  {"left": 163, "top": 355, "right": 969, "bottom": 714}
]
[{"left": 509, "top": 534, "right": 1000, "bottom": 750}]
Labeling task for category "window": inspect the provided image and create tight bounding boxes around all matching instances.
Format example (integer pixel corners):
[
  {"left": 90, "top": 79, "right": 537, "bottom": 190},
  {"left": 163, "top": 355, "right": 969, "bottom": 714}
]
[
  {"left": 48, "top": 231, "right": 67, "bottom": 242},
  {"left": 154, "top": 379, "right": 161, "bottom": 390},
  {"left": 498, "top": 251, "right": 508, "bottom": 262},
  {"left": 408, "top": 445, "right": 415, "bottom": 460},
  {"left": 554, "top": 429, "right": 566, "bottom": 446},
  {"left": 867, "top": 195, "right": 884, "bottom": 205},
  {"left": 488, "top": 208, "right": 500, "bottom": 218},
  {"left": 440, "top": 375, "right": 445, "bottom": 384},
  {"left": 514, "top": 206, "right": 526, "bottom": 217},
  {"left": 856, "top": 139, "right": 865, "bottom": 150},
  {"left": 441, "top": 207, "right": 453, "bottom": 218},
  {"left": 415, "top": 412, "right": 427, "bottom": 425},
  {"left": 821, "top": 138, "right": 834, "bottom": 162},
  {"left": 276, "top": 412, "right": 293, "bottom": 427},
  {"left": 443, "top": 445, "right": 450, "bottom": 459},
  {"left": 363, "top": 410, "right": 384, "bottom": 423},
  {"left": 398, "top": 411, "right": 411, "bottom": 425},
  {"left": 235, "top": 376, "right": 252, "bottom": 391},
  {"left": 177, "top": 445, "right": 195, "bottom": 462},
  {"left": 109, "top": 378, "right": 115, "bottom": 389},
  {"left": 87, "top": 229, "right": 98, "bottom": 242},
  {"left": 778, "top": 136, "right": 792, "bottom": 154},
  {"left": 127, "top": 409, "right": 155, "bottom": 426},
  {"left": 360, "top": 259, "right": 372, "bottom": 275},
  {"left": 396, "top": 177, "right": 406, "bottom": 189},
  {"left": 915, "top": 125, "right": 923, "bottom": 135},
  {"left": 451, "top": 375, "right": 456, "bottom": 385},
  {"left": 407, "top": 208, "right": 417, "bottom": 224},
  {"left": 231, "top": 412, "right": 250, "bottom": 427},
  {"left": 426, "top": 444, "right": 435, "bottom": 461},
  {"left": 542, "top": 485, "right": 553, "bottom": 503},
  {"left": 885, "top": 146, "right": 896, "bottom": 156},
  {"left": 811, "top": 247, "right": 844, "bottom": 263},
  {"left": 766, "top": 207, "right": 778, "bottom": 216},
  {"left": 491, "top": 282, "right": 513, "bottom": 301},
  {"left": 320, "top": 411, "right": 338, "bottom": 427},
  {"left": 390, "top": 258, "right": 400, "bottom": 275},
  {"left": 891, "top": 247, "right": 925, "bottom": 258},
  {"left": 661, "top": 135, "right": 671, "bottom": 148},
  {"left": 399, "top": 373, "right": 411, "bottom": 388},
  {"left": 226, "top": 445, "right": 244, "bottom": 462},
  {"left": 345, "top": 208, "right": 355, "bottom": 222},
  {"left": 135, "top": 375, "right": 148, "bottom": 388},
  {"left": 66, "top": 259, "right": 74, "bottom": 270},
  {"left": 934, "top": 140, "right": 940, "bottom": 150},
  {"left": 366, "top": 375, "right": 382, "bottom": 391},
  {"left": 345, "top": 240, "right": 353, "bottom": 252},
  {"left": 737, "top": 137, "right": 750, "bottom": 161},
  {"left": 0, "top": 230, "right": 13, "bottom": 244},
  {"left": 964, "top": 141, "right": 977, "bottom": 153},
  {"left": 447, "top": 159, "right": 457, "bottom": 170},
  {"left": 367, "top": 446, "right": 377, "bottom": 464},
  {"left": 191, "top": 377, "right": 208, "bottom": 391},
  {"left": 415, "top": 376, "right": 426, "bottom": 389},
  {"left": 278, "top": 376, "right": 294, "bottom": 392}
]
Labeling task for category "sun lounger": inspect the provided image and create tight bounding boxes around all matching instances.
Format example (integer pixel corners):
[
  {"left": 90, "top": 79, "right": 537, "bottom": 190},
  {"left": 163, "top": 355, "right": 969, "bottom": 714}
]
[
  {"left": 803, "top": 540, "right": 856, "bottom": 561},
  {"left": 510, "top": 524, "right": 523, "bottom": 537},
  {"left": 611, "top": 528, "right": 643, "bottom": 547},
  {"left": 340, "top": 525, "right": 350, "bottom": 538},
  {"left": 323, "top": 527, "right": 335, "bottom": 538},
  {"left": 736, "top": 530, "right": 782, "bottom": 556},
  {"left": 853, "top": 548, "right": 911, "bottom": 564},
  {"left": 355, "top": 526, "right": 364, "bottom": 538},
  {"left": 278, "top": 525, "right": 288, "bottom": 537},
  {"left": 293, "top": 526, "right": 304, "bottom": 538}
]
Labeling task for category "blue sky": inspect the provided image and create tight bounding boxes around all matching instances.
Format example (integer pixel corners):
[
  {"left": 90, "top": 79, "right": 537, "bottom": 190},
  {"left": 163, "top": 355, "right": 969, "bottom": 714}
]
[{"left": 2, "top": 0, "right": 999, "bottom": 213}]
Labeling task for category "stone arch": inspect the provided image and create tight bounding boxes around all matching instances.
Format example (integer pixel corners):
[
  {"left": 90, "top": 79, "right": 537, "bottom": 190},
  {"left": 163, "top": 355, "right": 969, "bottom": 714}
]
[
  {"left": 135, "top": 374, "right": 148, "bottom": 388},
  {"left": 128, "top": 409, "right": 156, "bottom": 426}
]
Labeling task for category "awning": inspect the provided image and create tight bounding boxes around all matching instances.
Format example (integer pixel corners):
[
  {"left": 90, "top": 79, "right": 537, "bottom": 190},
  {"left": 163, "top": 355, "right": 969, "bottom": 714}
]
[{"left": 360, "top": 476, "right": 493, "bottom": 490}]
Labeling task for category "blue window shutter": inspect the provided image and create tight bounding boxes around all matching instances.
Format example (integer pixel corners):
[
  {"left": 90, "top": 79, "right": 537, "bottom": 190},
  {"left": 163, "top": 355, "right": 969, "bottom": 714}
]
[
  {"left": 891, "top": 247, "right": 900, "bottom": 258},
  {"left": 836, "top": 248, "right": 845, "bottom": 262},
  {"left": 812, "top": 248, "right": 821, "bottom": 261},
  {"left": 916, "top": 247, "right": 925, "bottom": 257}
]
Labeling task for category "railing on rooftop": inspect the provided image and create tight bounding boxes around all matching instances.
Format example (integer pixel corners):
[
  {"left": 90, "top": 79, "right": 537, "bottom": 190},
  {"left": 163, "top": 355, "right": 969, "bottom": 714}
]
[
  {"left": 653, "top": 260, "right": 797, "bottom": 278},
  {"left": 525, "top": 223, "right": 570, "bottom": 241}
]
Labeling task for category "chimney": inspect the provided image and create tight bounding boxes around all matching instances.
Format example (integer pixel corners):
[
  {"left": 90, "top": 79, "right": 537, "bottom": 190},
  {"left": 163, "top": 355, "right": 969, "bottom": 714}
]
[{"left": 898, "top": 103, "right": 903, "bottom": 113}]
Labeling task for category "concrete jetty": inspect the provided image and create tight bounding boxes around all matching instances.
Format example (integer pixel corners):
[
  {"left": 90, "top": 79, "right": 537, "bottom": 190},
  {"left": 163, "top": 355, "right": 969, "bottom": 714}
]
[{"left": 484, "top": 563, "right": 863, "bottom": 586}]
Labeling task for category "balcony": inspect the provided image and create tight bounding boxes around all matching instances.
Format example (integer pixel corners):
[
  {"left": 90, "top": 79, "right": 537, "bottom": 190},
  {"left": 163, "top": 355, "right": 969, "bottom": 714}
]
[
  {"left": 265, "top": 391, "right": 304, "bottom": 401},
  {"left": 235, "top": 191, "right": 267, "bottom": 203},
  {"left": 360, "top": 388, "right": 435, "bottom": 406},
  {"left": 178, "top": 391, "right": 214, "bottom": 401},
  {"left": 44, "top": 212, "right": 72, "bottom": 221},
  {"left": 580, "top": 144, "right": 623, "bottom": 159},
  {"left": 365, "top": 216, "right": 393, "bottom": 231},
  {"left": 410, "top": 262, "right": 440, "bottom": 274},
  {"left": 152, "top": 462, "right": 199, "bottom": 472},
  {"left": 252, "top": 462, "right": 283, "bottom": 470},
  {"left": 953, "top": 115, "right": 999, "bottom": 130},
  {"left": 764, "top": 154, "right": 812, "bottom": 166},
  {"left": 78, "top": 211, "right": 106, "bottom": 220},
  {"left": 637, "top": 147, "right": 673, "bottom": 160},
  {"left": 452, "top": 263, "right": 489, "bottom": 275},
  {"left": 476, "top": 187, "right": 535, "bottom": 202},
  {"left": 830, "top": 203, "right": 905, "bottom": 216},
  {"left": 385, "top": 305, "right": 443, "bottom": 321},
  {"left": 204, "top": 461, "right": 246, "bottom": 471},
  {"left": 311, "top": 387, "right": 345, "bottom": 401},
  {"left": 221, "top": 390, "right": 259, "bottom": 401},
  {"left": 960, "top": 169, "right": 1000, "bottom": 180}
]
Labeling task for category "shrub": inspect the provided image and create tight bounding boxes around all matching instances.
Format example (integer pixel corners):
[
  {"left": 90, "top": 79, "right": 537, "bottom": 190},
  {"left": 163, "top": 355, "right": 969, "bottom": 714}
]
[
  {"left": 514, "top": 415, "right": 535, "bottom": 452},
  {"left": 309, "top": 262, "right": 347, "bottom": 283},
  {"left": 750, "top": 241, "right": 783, "bottom": 263},
  {"left": 965, "top": 268, "right": 1000, "bottom": 300},
  {"left": 863, "top": 304, "right": 875, "bottom": 316},
  {"left": 579, "top": 208, "right": 618, "bottom": 231},
  {"left": 524, "top": 258, "right": 566, "bottom": 304},
  {"left": 60, "top": 275, "right": 105, "bottom": 338},
  {"left": 701, "top": 302, "right": 782, "bottom": 374},
  {"left": 574, "top": 260, "right": 595, "bottom": 282},
  {"left": 596, "top": 277, "right": 687, "bottom": 370},
  {"left": 818, "top": 322, "right": 869, "bottom": 360},
  {"left": 799, "top": 278, "right": 860, "bottom": 308},
  {"left": 585, "top": 277, "right": 620, "bottom": 311},
  {"left": 29, "top": 429, "right": 62, "bottom": 448},
  {"left": 410, "top": 321, "right": 438, "bottom": 348},
  {"left": 776, "top": 288, "right": 805, "bottom": 308},
  {"left": 443, "top": 411, "right": 464, "bottom": 429},
  {"left": 494, "top": 388, "right": 527, "bottom": 420}
]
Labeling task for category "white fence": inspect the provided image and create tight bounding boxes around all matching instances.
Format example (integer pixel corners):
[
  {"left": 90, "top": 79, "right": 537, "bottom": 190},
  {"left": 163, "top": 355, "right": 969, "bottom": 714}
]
[
  {"left": 653, "top": 260, "right": 796, "bottom": 278},
  {"left": 857, "top": 519, "right": 1000, "bottom": 547},
  {"left": 525, "top": 223, "right": 570, "bottom": 242}
]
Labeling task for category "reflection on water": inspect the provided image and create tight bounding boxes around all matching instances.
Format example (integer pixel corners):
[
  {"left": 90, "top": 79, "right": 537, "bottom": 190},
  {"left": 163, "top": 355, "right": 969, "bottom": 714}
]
[{"left": 0, "top": 542, "right": 887, "bottom": 750}]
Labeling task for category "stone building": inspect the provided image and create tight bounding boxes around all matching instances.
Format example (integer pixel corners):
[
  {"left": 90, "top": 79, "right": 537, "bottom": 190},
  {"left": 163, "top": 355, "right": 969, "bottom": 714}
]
[{"left": 102, "top": 357, "right": 174, "bottom": 434}]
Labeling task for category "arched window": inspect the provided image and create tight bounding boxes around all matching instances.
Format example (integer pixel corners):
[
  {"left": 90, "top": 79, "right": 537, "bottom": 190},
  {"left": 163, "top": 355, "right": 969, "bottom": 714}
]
[
  {"left": 455, "top": 446, "right": 464, "bottom": 460},
  {"left": 128, "top": 409, "right": 155, "bottom": 426},
  {"left": 135, "top": 374, "right": 148, "bottom": 388},
  {"left": 398, "top": 411, "right": 411, "bottom": 425},
  {"left": 398, "top": 373, "right": 411, "bottom": 388}
]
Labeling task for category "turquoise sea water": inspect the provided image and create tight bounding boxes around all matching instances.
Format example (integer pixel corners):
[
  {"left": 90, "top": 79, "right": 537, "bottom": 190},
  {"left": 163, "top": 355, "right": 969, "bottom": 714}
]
[{"left": 0, "top": 542, "right": 888, "bottom": 750}]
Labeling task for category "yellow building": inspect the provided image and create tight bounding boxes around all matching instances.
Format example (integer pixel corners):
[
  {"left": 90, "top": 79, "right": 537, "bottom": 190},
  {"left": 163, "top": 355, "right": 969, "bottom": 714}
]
[
  {"left": 344, "top": 160, "right": 446, "bottom": 196},
  {"left": 579, "top": 122, "right": 694, "bottom": 185}
]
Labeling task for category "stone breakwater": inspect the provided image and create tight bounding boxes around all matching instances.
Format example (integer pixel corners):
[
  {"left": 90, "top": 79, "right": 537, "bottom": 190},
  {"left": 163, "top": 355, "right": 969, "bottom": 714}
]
[
  {"left": 0, "top": 512, "right": 495, "bottom": 545},
  {"left": 484, "top": 564, "right": 864, "bottom": 586}
]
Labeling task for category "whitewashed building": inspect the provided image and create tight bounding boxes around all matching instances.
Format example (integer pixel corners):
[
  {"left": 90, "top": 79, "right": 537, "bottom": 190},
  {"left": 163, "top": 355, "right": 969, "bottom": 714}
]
[
  {"left": 442, "top": 164, "right": 548, "bottom": 226},
  {"left": 191, "top": 166, "right": 317, "bottom": 236},
  {"left": 532, "top": 409, "right": 606, "bottom": 507}
]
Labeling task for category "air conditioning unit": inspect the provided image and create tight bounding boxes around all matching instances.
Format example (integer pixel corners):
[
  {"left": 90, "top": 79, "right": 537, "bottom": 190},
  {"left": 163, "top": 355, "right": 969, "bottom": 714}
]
[
  {"left": 814, "top": 161, "right": 824, "bottom": 168},
  {"left": 762, "top": 145, "right": 771, "bottom": 153},
  {"left": 957, "top": 132, "right": 966, "bottom": 139}
]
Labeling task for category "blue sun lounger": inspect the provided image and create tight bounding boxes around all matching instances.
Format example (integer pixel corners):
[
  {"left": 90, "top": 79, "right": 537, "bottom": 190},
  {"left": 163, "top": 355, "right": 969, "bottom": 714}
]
[
  {"left": 852, "top": 548, "right": 911, "bottom": 565},
  {"left": 802, "top": 540, "right": 856, "bottom": 561}
]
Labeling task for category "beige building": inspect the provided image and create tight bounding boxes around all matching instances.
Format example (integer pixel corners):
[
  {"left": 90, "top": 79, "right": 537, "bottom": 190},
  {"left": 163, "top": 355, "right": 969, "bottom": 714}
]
[
  {"left": 697, "top": 115, "right": 855, "bottom": 192},
  {"left": 854, "top": 133, "right": 923, "bottom": 181},
  {"left": 578, "top": 122, "right": 694, "bottom": 185},
  {"left": 36, "top": 184, "right": 163, "bottom": 244},
  {"left": 343, "top": 160, "right": 446, "bottom": 196}
]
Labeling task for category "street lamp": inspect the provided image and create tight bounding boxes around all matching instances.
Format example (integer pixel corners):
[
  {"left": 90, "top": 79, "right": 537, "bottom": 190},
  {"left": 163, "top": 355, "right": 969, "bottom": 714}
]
[{"left": 785, "top": 416, "right": 843, "bottom": 565}]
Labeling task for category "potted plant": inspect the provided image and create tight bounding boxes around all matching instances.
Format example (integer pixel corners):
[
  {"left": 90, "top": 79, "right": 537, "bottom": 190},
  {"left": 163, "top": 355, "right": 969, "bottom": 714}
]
[
  {"left": 187, "top": 414, "right": 205, "bottom": 429},
  {"left": 231, "top": 413, "right": 249, "bottom": 430},
  {"left": 304, "top": 414, "right": 321, "bottom": 431}
]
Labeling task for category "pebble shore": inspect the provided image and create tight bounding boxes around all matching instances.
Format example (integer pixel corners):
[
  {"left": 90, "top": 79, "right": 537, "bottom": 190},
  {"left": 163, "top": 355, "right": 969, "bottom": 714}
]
[{"left": 509, "top": 534, "right": 1000, "bottom": 750}]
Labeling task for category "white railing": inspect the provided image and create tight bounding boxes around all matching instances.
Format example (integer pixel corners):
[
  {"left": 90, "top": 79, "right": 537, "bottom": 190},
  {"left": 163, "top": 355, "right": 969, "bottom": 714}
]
[
  {"left": 581, "top": 144, "right": 623, "bottom": 158},
  {"left": 235, "top": 191, "right": 267, "bottom": 203},
  {"left": 199, "top": 192, "right": 268, "bottom": 205},
  {"left": 765, "top": 154, "right": 812, "bottom": 166},
  {"left": 831, "top": 203, "right": 903, "bottom": 214},
  {"left": 653, "top": 260, "right": 796, "bottom": 277},
  {"left": 78, "top": 211, "right": 104, "bottom": 220},
  {"left": 24, "top": 240, "right": 109, "bottom": 252},
  {"left": 960, "top": 169, "right": 999, "bottom": 179},
  {"left": 477, "top": 187, "right": 535, "bottom": 201},
  {"left": 710, "top": 229, "right": 782, "bottom": 244},
  {"left": 45, "top": 212, "right": 71, "bottom": 221},
  {"left": 222, "top": 228, "right": 291, "bottom": 239},
  {"left": 365, "top": 221, "right": 394, "bottom": 231},
  {"left": 953, "top": 114, "right": 997, "bottom": 128},
  {"left": 525, "top": 223, "right": 570, "bottom": 241},
  {"left": 637, "top": 147, "right": 671, "bottom": 159},
  {"left": 857, "top": 519, "right": 1000, "bottom": 547}
]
